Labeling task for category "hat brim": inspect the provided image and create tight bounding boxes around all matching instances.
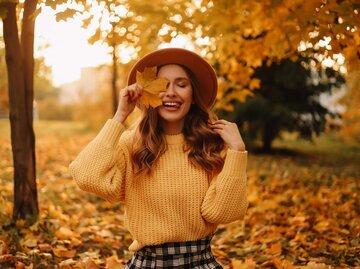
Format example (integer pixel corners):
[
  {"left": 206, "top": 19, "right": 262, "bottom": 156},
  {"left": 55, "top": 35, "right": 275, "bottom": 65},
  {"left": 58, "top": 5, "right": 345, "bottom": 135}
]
[{"left": 127, "top": 48, "right": 217, "bottom": 109}]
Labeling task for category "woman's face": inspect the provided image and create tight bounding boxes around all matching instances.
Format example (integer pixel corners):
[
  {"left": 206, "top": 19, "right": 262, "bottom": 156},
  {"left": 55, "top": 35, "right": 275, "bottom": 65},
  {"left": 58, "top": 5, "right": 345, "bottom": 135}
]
[{"left": 157, "top": 64, "right": 193, "bottom": 134}]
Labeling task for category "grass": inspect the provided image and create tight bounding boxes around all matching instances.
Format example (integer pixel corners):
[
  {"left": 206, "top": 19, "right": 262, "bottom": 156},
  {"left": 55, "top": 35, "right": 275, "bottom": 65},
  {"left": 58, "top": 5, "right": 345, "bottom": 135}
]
[
  {"left": 274, "top": 131, "right": 360, "bottom": 162},
  {"left": 0, "top": 119, "right": 97, "bottom": 140}
]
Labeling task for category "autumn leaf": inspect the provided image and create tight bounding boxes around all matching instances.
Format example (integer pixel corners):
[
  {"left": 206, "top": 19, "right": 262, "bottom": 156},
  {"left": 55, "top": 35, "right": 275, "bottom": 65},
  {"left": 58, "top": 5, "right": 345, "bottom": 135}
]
[
  {"left": 52, "top": 245, "right": 77, "bottom": 258},
  {"left": 84, "top": 258, "right": 99, "bottom": 269},
  {"left": 38, "top": 244, "right": 52, "bottom": 252},
  {"left": 136, "top": 66, "right": 169, "bottom": 108},
  {"left": 231, "top": 258, "right": 257, "bottom": 269},
  {"left": 0, "top": 240, "right": 8, "bottom": 255},
  {"left": 105, "top": 255, "right": 125, "bottom": 269},
  {"left": 55, "top": 226, "right": 80, "bottom": 240},
  {"left": 266, "top": 242, "right": 282, "bottom": 255},
  {"left": 22, "top": 237, "right": 38, "bottom": 248}
]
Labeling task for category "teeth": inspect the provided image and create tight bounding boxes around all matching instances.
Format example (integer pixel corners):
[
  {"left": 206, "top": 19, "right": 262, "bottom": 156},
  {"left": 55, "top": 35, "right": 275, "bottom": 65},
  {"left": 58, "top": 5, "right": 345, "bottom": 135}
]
[{"left": 163, "top": 102, "right": 181, "bottom": 107}]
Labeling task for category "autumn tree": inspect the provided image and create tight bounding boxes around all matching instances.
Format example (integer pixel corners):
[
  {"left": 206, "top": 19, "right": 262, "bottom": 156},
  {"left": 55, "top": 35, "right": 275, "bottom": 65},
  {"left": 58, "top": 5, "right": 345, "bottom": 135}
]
[
  {"left": 0, "top": 0, "right": 39, "bottom": 223},
  {"left": 221, "top": 56, "right": 345, "bottom": 151}
]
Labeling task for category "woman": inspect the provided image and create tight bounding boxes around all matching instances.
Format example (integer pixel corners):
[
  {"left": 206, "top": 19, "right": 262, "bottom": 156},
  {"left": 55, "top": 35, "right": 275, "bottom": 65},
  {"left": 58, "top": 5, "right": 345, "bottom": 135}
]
[{"left": 69, "top": 48, "right": 248, "bottom": 268}]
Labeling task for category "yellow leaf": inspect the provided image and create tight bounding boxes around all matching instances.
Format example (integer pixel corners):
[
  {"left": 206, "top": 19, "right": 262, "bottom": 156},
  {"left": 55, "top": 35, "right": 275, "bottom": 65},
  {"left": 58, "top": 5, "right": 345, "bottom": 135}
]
[
  {"left": 231, "top": 259, "right": 244, "bottom": 269},
  {"left": 85, "top": 258, "right": 99, "bottom": 269},
  {"left": 55, "top": 226, "right": 80, "bottom": 240},
  {"left": 22, "top": 237, "right": 38, "bottom": 248},
  {"left": 304, "top": 262, "right": 328, "bottom": 269},
  {"left": 136, "top": 67, "right": 169, "bottom": 108},
  {"left": 284, "top": 260, "right": 295, "bottom": 269},
  {"left": 0, "top": 240, "right": 8, "bottom": 255},
  {"left": 59, "top": 258, "right": 76, "bottom": 267},
  {"left": 16, "top": 219, "right": 26, "bottom": 228},
  {"left": 52, "top": 245, "right": 77, "bottom": 258},
  {"left": 267, "top": 242, "right": 282, "bottom": 255},
  {"left": 231, "top": 258, "right": 257, "bottom": 269},
  {"left": 136, "top": 66, "right": 156, "bottom": 86},
  {"left": 105, "top": 255, "right": 125, "bottom": 269},
  {"left": 249, "top": 78, "right": 261, "bottom": 90},
  {"left": 313, "top": 220, "right": 330, "bottom": 233},
  {"left": 38, "top": 243, "right": 52, "bottom": 252}
]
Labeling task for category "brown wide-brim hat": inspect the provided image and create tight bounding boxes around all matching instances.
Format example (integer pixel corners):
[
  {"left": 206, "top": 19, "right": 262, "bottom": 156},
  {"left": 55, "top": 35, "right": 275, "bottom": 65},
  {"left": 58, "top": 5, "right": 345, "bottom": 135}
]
[{"left": 127, "top": 48, "right": 218, "bottom": 109}]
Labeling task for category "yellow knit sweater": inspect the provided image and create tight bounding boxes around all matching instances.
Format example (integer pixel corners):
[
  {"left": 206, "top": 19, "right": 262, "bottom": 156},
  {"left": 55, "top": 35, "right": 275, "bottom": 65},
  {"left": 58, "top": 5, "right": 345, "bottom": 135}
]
[{"left": 69, "top": 119, "right": 248, "bottom": 252}]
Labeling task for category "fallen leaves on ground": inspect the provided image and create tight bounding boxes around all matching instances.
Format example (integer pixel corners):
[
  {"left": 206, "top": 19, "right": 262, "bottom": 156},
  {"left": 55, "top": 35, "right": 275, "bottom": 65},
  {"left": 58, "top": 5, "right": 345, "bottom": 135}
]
[{"left": 0, "top": 134, "right": 359, "bottom": 268}]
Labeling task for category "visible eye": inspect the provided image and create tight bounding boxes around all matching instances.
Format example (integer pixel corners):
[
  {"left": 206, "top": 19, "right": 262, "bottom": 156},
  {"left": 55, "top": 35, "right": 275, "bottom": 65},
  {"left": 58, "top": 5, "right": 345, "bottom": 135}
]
[{"left": 178, "top": 84, "right": 187, "bottom": 88}]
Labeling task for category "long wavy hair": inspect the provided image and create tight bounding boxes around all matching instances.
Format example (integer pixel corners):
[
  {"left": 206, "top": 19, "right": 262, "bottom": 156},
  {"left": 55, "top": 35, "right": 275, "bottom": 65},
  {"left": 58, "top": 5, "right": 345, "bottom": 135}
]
[{"left": 131, "top": 64, "right": 225, "bottom": 178}]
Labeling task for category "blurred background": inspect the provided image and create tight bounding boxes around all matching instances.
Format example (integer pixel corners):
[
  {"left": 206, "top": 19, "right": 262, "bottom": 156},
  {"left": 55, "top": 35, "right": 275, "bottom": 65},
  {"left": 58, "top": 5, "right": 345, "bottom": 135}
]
[
  {"left": 0, "top": 0, "right": 359, "bottom": 268},
  {"left": 0, "top": 0, "right": 359, "bottom": 148}
]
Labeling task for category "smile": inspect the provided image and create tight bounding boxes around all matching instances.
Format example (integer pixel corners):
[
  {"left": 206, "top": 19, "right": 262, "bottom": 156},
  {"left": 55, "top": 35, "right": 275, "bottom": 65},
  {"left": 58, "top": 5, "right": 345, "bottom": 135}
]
[{"left": 162, "top": 102, "right": 182, "bottom": 108}]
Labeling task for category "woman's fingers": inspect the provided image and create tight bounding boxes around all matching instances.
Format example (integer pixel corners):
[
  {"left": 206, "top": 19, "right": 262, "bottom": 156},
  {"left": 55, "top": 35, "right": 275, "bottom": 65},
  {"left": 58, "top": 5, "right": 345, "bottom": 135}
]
[
  {"left": 121, "top": 83, "right": 143, "bottom": 102},
  {"left": 209, "top": 124, "right": 223, "bottom": 130},
  {"left": 209, "top": 120, "right": 233, "bottom": 129},
  {"left": 208, "top": 119, "right": 246, "bottom": 151},
  {"left": 131, "top": 84, "right": 143, "bottom": 100},
  {"left": 212, "top": 119, "right": 230, "bottom": 125},
  {"left": 114, "top": 84, "right": 144, "bottom": 123},
  {"left": 134, "top": 84, "right": 143, "bottom": 100}
]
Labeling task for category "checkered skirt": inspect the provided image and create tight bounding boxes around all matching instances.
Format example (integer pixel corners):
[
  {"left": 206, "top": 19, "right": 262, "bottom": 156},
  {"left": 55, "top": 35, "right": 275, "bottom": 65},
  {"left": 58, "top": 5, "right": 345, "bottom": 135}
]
[{"left": 124, "top": 235, "right": 223, "bottom": 268}]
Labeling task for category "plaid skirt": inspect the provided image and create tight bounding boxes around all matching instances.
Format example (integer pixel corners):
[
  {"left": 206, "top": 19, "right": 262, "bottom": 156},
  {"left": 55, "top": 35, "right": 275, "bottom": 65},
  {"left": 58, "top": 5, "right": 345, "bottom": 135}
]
[{"left": 124, "top": 235, "right": 223, "bottom": 268}]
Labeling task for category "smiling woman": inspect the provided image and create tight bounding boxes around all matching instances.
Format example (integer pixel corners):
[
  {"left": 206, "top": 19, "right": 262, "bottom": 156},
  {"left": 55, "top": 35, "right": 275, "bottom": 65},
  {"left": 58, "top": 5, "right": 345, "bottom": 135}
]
[{"left": 69, "top": 47, "right": 248, "bottom": 268}]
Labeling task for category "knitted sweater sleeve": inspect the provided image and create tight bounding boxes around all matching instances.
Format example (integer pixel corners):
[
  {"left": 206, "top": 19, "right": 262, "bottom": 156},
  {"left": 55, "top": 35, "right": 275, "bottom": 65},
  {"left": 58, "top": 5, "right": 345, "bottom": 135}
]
[
  {"left": 201, "top": 149, "right": 248, "bottom": 224},
  {"left": 69, "top": 119, "right": 132, "bottom": 203}
]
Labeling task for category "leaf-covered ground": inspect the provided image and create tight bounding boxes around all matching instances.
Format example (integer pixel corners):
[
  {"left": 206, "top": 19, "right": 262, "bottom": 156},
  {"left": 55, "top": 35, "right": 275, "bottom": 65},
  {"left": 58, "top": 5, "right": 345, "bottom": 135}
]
[{"left": 0, "top": 122, "right": 359, "bottom": 268}]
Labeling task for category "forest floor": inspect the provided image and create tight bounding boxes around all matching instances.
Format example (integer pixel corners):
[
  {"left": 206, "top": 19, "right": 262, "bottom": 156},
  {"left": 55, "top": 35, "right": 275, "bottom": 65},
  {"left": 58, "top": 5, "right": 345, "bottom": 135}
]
[{"left": 0, "top": 120, "right": 359, "bottom": 268}]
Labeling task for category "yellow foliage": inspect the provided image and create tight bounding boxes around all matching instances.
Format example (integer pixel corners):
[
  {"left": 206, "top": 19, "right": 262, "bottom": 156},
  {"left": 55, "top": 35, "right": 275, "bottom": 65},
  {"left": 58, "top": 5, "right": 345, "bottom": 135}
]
[
  {"left": 249, "top": 78, "right": 261, "bottom": 90},
  {"left": 190, "top": 0, "right": 360, "bottom": 110},
  {"left": 339, "top": 70, "right": 360, "bottom": 142}
]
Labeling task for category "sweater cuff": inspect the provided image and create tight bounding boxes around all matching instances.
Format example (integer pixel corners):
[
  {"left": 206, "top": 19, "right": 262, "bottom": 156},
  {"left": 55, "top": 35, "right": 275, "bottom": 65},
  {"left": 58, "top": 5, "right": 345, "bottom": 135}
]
[
  {"left": 222, "top": 149, "right": 247, "bottom": 176},
  {"left": 94, "top": 119, "right": 126, "bottom": 147}
]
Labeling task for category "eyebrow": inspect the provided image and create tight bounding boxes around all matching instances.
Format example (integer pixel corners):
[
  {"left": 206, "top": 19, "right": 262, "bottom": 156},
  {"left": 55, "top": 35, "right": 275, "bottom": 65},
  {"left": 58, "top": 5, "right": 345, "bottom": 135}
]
[{"left": 174, "top": 77, "right": 189, "bottom": 81}]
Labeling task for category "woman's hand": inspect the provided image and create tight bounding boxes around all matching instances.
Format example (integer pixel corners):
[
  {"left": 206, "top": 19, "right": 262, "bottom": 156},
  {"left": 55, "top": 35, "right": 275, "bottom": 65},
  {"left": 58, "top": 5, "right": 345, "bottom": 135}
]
[
  {"left": 209, "top": 119, "right": 246, "bottom": 151},
  {"left": 113, "top": 83, "right": 143, "bottom": 123}
]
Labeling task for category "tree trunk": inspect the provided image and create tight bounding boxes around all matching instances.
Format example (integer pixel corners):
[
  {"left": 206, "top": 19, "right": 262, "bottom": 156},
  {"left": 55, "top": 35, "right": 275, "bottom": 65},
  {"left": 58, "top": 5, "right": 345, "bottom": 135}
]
[
  {"left": 111, "top": 43, "right": 118, "bottom": 115},
  {"left": 2, "top": 1, "right": 38, "bottom": 223},
  {"left": 22, "top": 0, "right": 37, "bottom": 122},
  {"left": 262, "top": 122, "right": 276, "bottom": 152}
]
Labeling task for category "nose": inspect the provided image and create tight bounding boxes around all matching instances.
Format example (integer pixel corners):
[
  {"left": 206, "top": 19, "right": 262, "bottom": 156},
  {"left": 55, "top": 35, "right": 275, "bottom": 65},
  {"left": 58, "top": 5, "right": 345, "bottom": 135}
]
[{"left": 163, "top": 82, "right": 176, "bottom": 97}]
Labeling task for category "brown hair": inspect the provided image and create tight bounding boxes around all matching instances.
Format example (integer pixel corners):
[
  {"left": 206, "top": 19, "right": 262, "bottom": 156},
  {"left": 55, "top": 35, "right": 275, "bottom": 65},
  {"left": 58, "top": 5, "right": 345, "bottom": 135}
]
[{"left": 131, "top": 65, "right": 225, "bottom": 178}]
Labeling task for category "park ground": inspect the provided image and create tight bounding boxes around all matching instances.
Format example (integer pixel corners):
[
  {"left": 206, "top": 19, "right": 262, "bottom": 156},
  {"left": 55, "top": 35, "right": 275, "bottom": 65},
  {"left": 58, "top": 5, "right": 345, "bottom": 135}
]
[{"left": 0, "top": 119, "right": 359, "bottom": 268}]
